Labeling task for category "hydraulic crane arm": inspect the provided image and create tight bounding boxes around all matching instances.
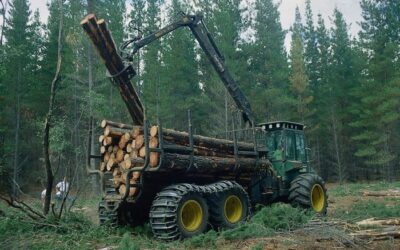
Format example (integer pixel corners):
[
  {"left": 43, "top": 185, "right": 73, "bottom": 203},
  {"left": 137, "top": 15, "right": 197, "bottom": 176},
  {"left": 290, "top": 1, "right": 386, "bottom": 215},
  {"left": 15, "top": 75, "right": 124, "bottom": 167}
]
[{"left": 121, "top": 13, "right": 255, "bottom": 125}]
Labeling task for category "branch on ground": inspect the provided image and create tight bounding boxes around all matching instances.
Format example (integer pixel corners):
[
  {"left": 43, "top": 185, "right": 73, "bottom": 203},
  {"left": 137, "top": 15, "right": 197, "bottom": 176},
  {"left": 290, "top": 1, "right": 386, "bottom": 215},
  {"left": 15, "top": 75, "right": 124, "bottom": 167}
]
[{"left": 0, "top": 194, "right": 45, "bottom": 220}]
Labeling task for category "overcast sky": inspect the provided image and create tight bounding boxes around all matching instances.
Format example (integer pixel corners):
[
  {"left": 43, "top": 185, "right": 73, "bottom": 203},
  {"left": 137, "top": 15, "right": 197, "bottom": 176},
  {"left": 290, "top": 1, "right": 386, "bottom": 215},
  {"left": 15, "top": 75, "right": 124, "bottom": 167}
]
[{"left": 27, "top": 0, "right": 362, "bottom": 47}]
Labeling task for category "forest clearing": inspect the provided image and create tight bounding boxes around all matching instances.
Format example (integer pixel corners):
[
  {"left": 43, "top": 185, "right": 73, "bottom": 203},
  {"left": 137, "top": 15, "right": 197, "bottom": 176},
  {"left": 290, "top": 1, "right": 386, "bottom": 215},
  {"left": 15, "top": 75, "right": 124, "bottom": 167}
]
[
  {"left": 1, "top": 182, "right": 400, "bottom": 249},
  {"left": 1, "top": 0, "right": 399, "bottom": 249}
]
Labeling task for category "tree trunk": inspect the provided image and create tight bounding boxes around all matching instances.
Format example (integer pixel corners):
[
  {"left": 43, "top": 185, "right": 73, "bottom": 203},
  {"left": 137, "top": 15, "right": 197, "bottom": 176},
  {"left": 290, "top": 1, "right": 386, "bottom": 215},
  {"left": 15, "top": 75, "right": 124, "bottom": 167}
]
[
  {"left": 12, "top": 65, "right": 21, "bottom": 197},
  {"left": 43, "top": 0, "right": 63, "bottom": 215},
  {"left": 73, "top": 63, "right": 80, "bottom": 195},
  {"left": 225, "top": 89, "right": 228, "bottom": 139},
  {"left": 0, "top": 0, "right": 8, "bottom": 46},
  {"left": 87, "top": 0, "right": 99, "bottom": 195},
  {"left": 331, "top": 109, "right": 344, "bottom": 184}
]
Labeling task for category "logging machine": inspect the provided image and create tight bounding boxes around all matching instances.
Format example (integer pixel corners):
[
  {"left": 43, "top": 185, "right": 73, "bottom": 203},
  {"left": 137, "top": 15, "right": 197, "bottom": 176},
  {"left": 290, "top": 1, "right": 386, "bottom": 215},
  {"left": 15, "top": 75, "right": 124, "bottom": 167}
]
[{"left": 82, "top": 13, "right": 328, "bottom": 240}]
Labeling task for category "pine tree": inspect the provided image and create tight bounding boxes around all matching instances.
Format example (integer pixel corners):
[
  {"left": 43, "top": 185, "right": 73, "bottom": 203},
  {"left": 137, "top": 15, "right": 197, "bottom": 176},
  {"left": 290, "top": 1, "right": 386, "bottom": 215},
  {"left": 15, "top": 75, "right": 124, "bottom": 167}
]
[
  {"left": 288, "top": 7, "right": 312, "bottom": 123},
  {"left": 251, "top": 0, "right": 289, "bottom": 121},
  {"left": 196, "top": 0, "right": 244, "bottom": 136},
  {"left": 351, "top": 0, "right": 400, "bottom": 180},
  {"left": 138, "top": 0, "right": 162, "bottom": 123},
  {"left": 159, "top": 0, "right": 202, "bottom": 131},
  {"left": 308, "top": 14, "right": 331, "bottom": 177},
  {"left": 3, "top": 0, "right": 34, "bottom": 195},
  {"left": 129, "top": 0, "right": 145, "bottom": 95},
  {"left": 303, "top": 0, "right": 319, "bottom": 89},
  {"left": 328, "top": 8, "right": 355, "bottom": 183}
]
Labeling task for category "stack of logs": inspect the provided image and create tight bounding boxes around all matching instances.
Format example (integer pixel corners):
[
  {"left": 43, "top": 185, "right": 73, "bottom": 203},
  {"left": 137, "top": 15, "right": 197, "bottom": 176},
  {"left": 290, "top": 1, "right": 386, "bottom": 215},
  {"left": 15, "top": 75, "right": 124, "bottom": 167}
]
[
  {"left": 99, "top": 120, "right": 266, "bottom": 198},
  {"left": 98, "top": 120, "right": 157, "bottom": 198}
]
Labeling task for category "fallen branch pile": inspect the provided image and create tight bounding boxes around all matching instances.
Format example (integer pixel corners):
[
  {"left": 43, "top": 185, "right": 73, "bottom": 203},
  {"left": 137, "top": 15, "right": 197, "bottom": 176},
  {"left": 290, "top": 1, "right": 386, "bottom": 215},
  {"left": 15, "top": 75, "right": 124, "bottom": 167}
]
[
  {"left": 351, "top": 217, "right": 400, "bottom": 240},
  {"left": 356, "top": 218, "right": 400, "bottom": 227},
  {"left": 0, "top": 194, "right": 45, "bottom": 221},
  {"left": 98, "top": 120, "right": 268, "bottom": 198},
  {"left": 299, "top": 217, "right": 400, "bottom": 246},
  {"left": 362, "top": 189, "right": 400, "bottom": 197}
]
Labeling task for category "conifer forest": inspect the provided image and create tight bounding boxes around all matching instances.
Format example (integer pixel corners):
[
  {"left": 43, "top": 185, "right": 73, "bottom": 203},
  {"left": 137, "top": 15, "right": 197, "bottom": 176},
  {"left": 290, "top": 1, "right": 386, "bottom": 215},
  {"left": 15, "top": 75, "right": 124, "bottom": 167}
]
[{"left": 0, "top": 0, "right": 400, "bottom": 249}]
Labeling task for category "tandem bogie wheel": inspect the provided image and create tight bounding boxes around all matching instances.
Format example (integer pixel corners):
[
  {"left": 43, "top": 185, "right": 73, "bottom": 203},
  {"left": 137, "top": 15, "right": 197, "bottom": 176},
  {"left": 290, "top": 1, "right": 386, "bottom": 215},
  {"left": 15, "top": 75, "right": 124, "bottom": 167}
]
[
  {"left": 178, "top": 198, "right": 207, "bottom": 234},
  {"left": 224, "top": 195, "right": 243, "bottom": 223},
  {"left": 149, "top": 181, "right": 250, "bottom": 240}
]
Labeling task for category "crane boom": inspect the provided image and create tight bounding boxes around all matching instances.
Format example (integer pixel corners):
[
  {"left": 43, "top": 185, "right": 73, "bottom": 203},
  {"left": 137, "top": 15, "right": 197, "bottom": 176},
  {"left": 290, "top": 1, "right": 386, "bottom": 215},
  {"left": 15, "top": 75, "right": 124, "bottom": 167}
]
[{"left": 122, "top": 13, "right": 254, "bottom": 125}]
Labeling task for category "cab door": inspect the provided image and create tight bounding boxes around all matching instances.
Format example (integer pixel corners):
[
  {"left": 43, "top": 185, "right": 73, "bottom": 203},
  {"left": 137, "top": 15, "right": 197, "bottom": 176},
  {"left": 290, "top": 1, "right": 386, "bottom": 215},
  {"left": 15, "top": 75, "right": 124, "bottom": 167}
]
[{"left": 284, "top": 130, "right": 306, "bottom": 172}]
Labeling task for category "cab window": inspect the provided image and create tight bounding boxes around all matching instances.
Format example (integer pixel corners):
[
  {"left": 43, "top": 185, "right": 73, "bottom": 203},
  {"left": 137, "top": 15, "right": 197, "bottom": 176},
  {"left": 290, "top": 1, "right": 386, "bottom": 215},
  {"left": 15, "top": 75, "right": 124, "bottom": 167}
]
[
  {"left": 295, "top": 132, "right": 306, "bottom": 162},
  {"left": 286, "top": 130, "right": 306, "bottom": 162},
  {"left": 266, "top": 130, "right": 282, "bottom": 151},
  {"left": 285, "top": 131, "right": 296, "bottom": 160}
]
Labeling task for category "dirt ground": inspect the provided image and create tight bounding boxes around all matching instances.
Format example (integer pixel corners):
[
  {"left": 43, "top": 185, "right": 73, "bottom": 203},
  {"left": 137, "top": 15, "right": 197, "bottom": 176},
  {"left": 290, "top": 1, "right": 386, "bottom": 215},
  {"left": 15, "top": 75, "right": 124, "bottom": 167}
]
[
  {"left": 76, "top": 182, "right": 399, "bottom": 250},
  {"left": 232, "top": 183, "right": 400, "bottom": 250}
]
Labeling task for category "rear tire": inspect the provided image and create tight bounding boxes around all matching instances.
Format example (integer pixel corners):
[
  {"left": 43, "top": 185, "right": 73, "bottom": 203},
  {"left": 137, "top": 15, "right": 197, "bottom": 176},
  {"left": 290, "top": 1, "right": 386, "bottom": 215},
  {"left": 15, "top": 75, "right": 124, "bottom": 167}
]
[
  {"left": 208, "top": 181, "right": 250, "bottom": 228},
  {"left": 288, "top": 173, "right": 328, "bottom": 214},
  {"left": 98, "top": 200, "right": 119, "bottom": 227},
  {"left": 149, "top": 184, "right": 209, "bottom": 240}
]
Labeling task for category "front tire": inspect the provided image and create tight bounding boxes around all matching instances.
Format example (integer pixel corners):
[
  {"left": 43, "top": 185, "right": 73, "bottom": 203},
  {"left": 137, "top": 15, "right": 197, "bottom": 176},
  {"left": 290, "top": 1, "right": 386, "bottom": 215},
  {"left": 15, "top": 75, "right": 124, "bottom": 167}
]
[{"left": 288, "top": 174, "right": 328, "bottom": 214}]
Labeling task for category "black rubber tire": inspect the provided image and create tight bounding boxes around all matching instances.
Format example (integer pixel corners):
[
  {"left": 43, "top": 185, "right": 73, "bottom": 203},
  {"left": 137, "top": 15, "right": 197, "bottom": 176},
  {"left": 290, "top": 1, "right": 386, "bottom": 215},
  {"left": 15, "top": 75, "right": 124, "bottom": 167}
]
[
  {"left": 288, "top": 173, "right": 328, "bottom": 214},
  {"left": 177, "top": 193, "right": 209, "bottom": 238},
  {"left": 149, "top": 184, "right": 209, "bottom": 240},
  {"left": 98, "top": 200, "right": 119, "bottom": 227},
  {"left": 208, "top": 181, "right": 250, "bottom": 228}
]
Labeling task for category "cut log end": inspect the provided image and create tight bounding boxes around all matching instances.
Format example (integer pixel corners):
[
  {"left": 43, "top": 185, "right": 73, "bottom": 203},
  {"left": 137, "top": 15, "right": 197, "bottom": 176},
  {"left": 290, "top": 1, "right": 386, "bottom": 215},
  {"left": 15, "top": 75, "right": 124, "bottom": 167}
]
[
  {"left": 97, "top": 19, "right": 105, "bottom": 25},
  {"left": 139, "top": 147, "right": 146, "bottom": 158},
  {"left": 150, "top": 126, "right": 158, "bottom": 137},
  {"left": 135, "top": 135, "right": 144, "bottom": 149},
  {"left": 98, "top": 135, "right": 105, "bottom": 143},
  {"left": 131, "top": 127, "right": 142, "bottom": 138},
  {"left": 80, "top": 13, "right": 95, "bottom": 25},
  {"left": 101, "top": 119, "right": 107, "bottom": 128},
  {"left": 118, "top": 184, "right": 137, "bottom": 198},
  {"left": 150, "top": 152, "right": 159, "bottom": 167}
]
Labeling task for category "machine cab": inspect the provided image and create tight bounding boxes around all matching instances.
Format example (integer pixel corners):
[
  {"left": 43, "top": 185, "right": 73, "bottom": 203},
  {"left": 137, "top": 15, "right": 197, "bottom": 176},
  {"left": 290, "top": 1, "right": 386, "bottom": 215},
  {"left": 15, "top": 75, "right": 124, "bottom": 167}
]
[{"left": 258, "top": 121, "right": 309, "bottom": 179}]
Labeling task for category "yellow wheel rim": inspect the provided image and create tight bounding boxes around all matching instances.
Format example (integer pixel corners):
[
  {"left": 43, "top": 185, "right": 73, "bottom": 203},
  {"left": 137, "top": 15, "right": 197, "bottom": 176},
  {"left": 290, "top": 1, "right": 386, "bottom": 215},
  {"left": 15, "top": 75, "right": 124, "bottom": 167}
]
[
  {"left": 180, "top": 200, "right": 203, "bottom": 232},
  {"left": 311, "top": 184, "right": 325, "bottom": 212},
  {"left": 224, "top": 195, "right": 243, "bottom": 223}
]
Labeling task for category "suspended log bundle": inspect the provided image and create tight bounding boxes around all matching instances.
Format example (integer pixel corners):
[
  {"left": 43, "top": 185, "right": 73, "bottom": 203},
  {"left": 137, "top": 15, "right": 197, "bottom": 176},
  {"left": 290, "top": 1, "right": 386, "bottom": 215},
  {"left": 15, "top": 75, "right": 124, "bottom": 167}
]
[
  {"left": 97, "top": 120, "right": 269, "bottom": 198},
  {"left": 81, "top": 15, "right": 144, "bottom": 125}
]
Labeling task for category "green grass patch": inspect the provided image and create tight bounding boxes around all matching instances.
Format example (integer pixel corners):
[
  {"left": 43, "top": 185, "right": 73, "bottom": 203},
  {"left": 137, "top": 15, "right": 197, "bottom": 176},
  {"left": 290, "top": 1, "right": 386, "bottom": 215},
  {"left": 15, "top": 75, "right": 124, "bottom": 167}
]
[
  {"left": 0, "top": 209, "right": 128, "bottom": 250},
  {"left": 221, "top": 203, "right": 313, "bottom": 240},
  {"left": 183, "top": 230, "right": 219, "bottom": 248},
  {"left": 0, "top": 202, "right": 314, "bottom": 249},
  {"left": 329, "top": 181, "right": 400, "bottom": 197},
  {"left": 332, "top": 199, "right": 400, "bottom": 222}
]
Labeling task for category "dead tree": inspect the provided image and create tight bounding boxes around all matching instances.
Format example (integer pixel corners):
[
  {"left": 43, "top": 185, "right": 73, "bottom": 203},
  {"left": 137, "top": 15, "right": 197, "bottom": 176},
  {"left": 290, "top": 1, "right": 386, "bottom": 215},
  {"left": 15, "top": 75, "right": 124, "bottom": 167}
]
[{"left": 43, "top": 0, "right": 63, "bottom": 215}]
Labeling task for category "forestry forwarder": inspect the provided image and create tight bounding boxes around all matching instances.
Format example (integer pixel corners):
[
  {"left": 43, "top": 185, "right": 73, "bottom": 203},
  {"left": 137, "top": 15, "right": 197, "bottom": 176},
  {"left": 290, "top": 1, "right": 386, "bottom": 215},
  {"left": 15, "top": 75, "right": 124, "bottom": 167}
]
[{"left": 83, "top": 13, "right": 328, "bottom": 240}]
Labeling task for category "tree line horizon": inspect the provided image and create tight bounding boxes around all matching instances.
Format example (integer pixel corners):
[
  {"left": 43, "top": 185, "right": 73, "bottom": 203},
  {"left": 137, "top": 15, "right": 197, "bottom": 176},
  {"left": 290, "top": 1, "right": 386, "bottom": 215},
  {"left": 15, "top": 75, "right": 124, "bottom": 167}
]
[{"left": 0, "top": 0, "right": 399, "bottom": 196}]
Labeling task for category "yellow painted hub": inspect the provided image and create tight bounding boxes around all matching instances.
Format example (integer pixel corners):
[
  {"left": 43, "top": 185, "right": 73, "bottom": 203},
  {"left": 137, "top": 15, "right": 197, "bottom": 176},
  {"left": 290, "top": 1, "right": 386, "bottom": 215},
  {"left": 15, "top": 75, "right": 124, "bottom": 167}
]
[
  {"left": 311, "top": 184, "right": 325, "bottom": 212},
  {"left": 224, "top": 195, "right": 243, "bottom": 223},
  {"left": 180, "top": 200, "right": 203, "bottom": 232}
]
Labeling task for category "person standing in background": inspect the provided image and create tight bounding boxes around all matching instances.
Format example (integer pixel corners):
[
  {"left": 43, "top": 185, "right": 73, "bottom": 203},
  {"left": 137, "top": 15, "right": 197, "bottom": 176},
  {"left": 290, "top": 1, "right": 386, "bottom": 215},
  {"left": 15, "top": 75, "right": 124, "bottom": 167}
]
[{"left": 55, "top": 177, "right": 69, "bottom": 200}]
